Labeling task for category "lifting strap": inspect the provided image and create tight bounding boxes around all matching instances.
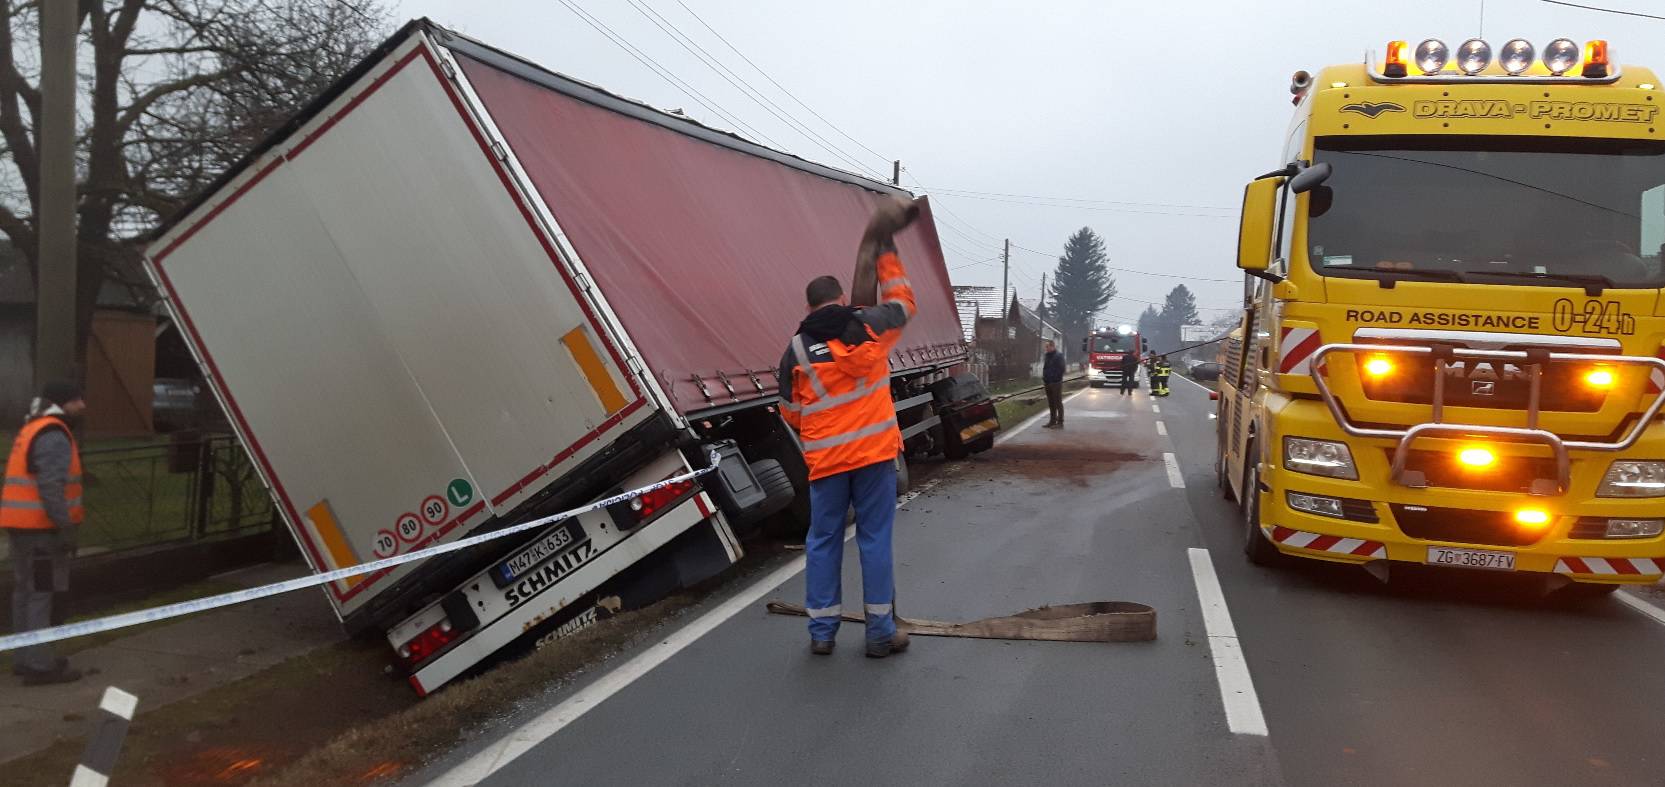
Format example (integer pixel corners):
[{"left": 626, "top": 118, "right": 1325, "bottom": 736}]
[{"left": 765, "top": 600, "right": 1156, "bottom": 643}]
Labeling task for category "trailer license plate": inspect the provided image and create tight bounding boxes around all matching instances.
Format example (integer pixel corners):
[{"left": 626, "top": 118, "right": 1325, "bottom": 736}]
[
  {"left": 493, "top": 521, "right": 585, "bottom": 588},
  {"left": 1425, "top": 547, "right": 1516, "bottom": 571}
]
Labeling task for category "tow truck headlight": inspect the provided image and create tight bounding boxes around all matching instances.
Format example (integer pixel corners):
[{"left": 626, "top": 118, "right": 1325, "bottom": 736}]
[
  {"left": 1598, "top": 461, "right": 1665, "bottom": 498},
  {"left": 1499, "top": 39, "right": 1535, "bottom": 75},
  {"left": 1415, "top": 39, "right": 1449, "bottom": 74},
  {"left": 1544, "top": 38, "right": 1579, "bottom": 75},
  {"left": 1607, "top": 519, "right": 1665, "bottom": 539},
  {"left": 1456, "top": 38, "right": 1492, "bottom": 75},
  {"left": 1283, "top": 437, "right": 1358, "bottom": 480}
]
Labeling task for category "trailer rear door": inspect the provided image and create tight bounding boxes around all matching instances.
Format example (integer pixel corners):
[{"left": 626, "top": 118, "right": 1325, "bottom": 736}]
[{"left": 146, "top": 36, "right": 649, "bottom": 617}]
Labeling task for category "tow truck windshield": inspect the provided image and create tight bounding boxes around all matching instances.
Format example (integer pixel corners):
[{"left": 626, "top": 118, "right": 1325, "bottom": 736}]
[{"left": 1306, "top": 136, "right": 1665, "bottom": 288}]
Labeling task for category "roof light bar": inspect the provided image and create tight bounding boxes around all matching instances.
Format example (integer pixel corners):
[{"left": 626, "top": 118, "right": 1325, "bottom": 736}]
[{"left": 1370, "top": 37, "right": 1622, "bottom": 84}]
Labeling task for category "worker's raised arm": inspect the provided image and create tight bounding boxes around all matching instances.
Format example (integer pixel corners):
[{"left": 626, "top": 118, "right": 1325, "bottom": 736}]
[{"left": 857, "top": 243, "right": 914, "bottom": 350}]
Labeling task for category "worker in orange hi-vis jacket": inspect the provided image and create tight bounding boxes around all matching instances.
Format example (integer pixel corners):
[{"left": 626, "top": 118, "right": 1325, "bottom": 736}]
[{"left": 777, "top": 197, "right": 918, "bottom": 659}]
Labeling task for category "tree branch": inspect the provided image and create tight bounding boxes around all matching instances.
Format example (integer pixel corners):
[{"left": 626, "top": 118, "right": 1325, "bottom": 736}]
[{"left": 115, "top": 68, "right": 233, "bottom": 135}]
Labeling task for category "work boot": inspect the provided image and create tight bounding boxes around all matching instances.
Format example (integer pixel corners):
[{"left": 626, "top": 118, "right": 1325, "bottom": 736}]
[
  {"left": 20, "top": 665, "right": 82, "bottom": 686},
  {"left": 865, "top": 629, "right": 909, "bottom": 658},
  {"left": 810, "top": 639, "right": 835, "bottom": 656}
]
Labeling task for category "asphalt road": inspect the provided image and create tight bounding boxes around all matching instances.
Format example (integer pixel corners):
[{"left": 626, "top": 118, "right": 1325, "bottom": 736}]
[{"left": 422, "top": 376, "right": 1665, "bottom": 787}]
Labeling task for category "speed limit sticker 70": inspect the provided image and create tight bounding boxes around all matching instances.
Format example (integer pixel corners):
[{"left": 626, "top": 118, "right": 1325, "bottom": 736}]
[{"left": 373, "top": 529, "right": 399, "bottom": 558}]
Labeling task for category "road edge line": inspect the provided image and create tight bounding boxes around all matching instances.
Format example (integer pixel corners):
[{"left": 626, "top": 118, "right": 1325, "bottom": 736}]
[
  {"left": 996, "top": 386, "right": 1089, "bottom": 446},
  {"left": 1617, "top": 589, "right": 1665, "bottom": 627},
  {"left": 1186, "top": 547, "right": 1269, "bottom": 737},
  {"left": 1163, "top": 452, "right": 1185, "bottom": 488},
  {"left": 429, "top": 479, "right": 944, "bottom": 785}
]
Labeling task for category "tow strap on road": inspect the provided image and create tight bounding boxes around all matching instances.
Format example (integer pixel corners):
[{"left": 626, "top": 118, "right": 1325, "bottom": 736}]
[{"left": 765, "top": 600, "right": 1156, "bottom": 642}]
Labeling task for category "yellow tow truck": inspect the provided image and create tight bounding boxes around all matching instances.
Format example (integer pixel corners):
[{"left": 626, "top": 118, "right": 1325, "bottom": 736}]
[{"left": 1217, "top": 37, "right": 1665, "bottom": 595}]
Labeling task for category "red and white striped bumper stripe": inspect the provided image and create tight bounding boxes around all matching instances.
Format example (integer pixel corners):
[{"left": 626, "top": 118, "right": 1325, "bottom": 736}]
[
  {"left": 1554, "top": 556, "right": 1665, "bottom": 577},
  {"left": 1278, "top": 327, "right": 1321, "bottom": 374},
  {"left": 1269, "top": 526, "right": 1387, "bottom": 559},
  {"left": 1647, "top": 349, "right": 1665, "bottom": 394}
]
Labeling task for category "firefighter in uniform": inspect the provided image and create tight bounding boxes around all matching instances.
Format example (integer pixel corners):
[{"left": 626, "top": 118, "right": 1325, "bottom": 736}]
[
  {"left": 779, "top": 198, "right": 918, "bottom": 659},
  {"left": 4, "top": 382, "right": 87, "bottom": 685},
  {"left": 1151, "top": 356, "right": 1173, "bottom": 397}
]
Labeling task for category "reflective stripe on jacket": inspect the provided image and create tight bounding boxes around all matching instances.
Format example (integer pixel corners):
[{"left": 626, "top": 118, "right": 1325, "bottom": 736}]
[
  {"left": 780, "top": 251, "right": 916, "bottom": 481},
  {"left": 1, "top": 415, "right": 84, "bottom": 529}
]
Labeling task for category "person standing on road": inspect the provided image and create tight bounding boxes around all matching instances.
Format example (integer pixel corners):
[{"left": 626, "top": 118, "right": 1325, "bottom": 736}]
[
  {"left": 778, "top": 198, "right": 918, "bottom": 659},
  {"left": 1152, "top": 356, "right": 1173, "bottom": 397},
  {"left": 3, "top": 382, "right": 87, "bottom": 686},
  {"left": 1042, "top": 340, "right": 1066, "bottom": 428},
  {"left": 1118, "top": 351, "right": 1140, "bottom": 396}
]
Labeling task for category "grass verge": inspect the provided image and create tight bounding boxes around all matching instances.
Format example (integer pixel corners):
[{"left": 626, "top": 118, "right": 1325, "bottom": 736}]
[{"left": 993, "top": 379, "right": 1086, "bottom": 428}]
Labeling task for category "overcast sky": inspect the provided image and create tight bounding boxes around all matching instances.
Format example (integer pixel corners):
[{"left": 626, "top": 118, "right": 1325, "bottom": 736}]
[{"left": 393, "top": 0, "right": 1665, "bottom": 327}]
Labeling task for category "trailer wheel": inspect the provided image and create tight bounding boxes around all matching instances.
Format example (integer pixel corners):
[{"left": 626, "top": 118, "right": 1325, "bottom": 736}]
[{"left": 745, "top": 459, "right": 795, "bottom": 524}]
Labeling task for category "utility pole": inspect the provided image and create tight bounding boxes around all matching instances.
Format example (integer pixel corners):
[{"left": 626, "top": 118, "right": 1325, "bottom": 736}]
[
  {"left": 1038, "top": 271, "right": 1048, "bottom": 364},
  {"left": 1000, "top": 238, "right": 1011, "bottom": 341},
  {"left": 892, "top": 160, "right": 901, "bottom": 186},
  {"left": 35, "top": 0, "right": 79, "bottom": 389}
]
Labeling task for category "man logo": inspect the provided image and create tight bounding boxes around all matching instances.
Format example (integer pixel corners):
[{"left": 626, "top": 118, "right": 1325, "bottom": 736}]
[
  {"left": 1472, "top": 381, "right": 1497, "bottom": 396},
  {"left": 1340, "top": 101, "right": 1406, "bottom": 118}
]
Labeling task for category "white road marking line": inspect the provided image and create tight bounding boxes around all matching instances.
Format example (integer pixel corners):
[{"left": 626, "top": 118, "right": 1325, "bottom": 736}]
[
  {"left": 996, "top": 387, "right": 1089, "bottom": 446},
  {"left": 1617, "top": 589, "right": 1665, "bottom": 627},
  {"left": 1187, "top": 548, "right": 1269, "bottom": 737},
  {"left": 431, "top": 478, "right": 943, "bottom": 785},
  {"left": 1175, "top": 373, "right": 1212, "bottom": 393},
  {"left": 1152, "top": 404, "right": 1161, "bottom": 414},
  {"left": 1163, "top": 452, "right": 1185, "bottom": 488},
  {"left": 1156, "top": 421, "right": 1167, "bottom": 436}
]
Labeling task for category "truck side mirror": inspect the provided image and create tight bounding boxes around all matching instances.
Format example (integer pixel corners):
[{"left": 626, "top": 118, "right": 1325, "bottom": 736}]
[
  {"left": 1237, "top": 177, "right": 1282, "bottom": 282},
  {"left": 1289, "top": 162, "right": 1332, "bottom": 194}
]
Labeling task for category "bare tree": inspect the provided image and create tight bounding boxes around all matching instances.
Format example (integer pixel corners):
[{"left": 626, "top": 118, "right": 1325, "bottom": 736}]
[{"left": 0, "top": 0, "right": 389, "bottom": 360}]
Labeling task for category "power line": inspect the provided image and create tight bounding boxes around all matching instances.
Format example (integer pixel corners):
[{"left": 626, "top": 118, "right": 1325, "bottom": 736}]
[
  {"left": 553, "top": 0, "right": 782, "bottom": 147},
  {"left": 1009, "top": 243, "right": 1238, "bottom": 283},
  {"left": 929, "top": 190, "right": 1239, "bottom": 218},
  {"left": 1540, "top": 0, "right": 1665, "bottom": 21},
  {"left": 670, "top": 0, "right": 896, "bottom": 168},
  {"left": 929, "top": 187, "right": 1233, "bottom": 212},
  {"left": 624, "top": 0, "right": 884, "bottom": 178}
]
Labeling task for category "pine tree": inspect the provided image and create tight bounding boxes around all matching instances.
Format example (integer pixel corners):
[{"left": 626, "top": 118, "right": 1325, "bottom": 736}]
[
  {"left": 1150, "top": 285, "right": 1198, "bottom": 355},
  {"left": 1137, "top": 306, "right": 1161, "bottom": 353},
  {"left": 1047, "top": 228, "right": 1116, "bottom": 360}
]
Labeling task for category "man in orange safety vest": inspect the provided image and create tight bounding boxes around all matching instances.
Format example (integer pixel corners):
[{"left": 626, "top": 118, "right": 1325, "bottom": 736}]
[
  {"left": 3, "top": 381, "right": 87, "bottom": 685},
  {"left": 778, "top": 198, "right": 918, "bottom": 659}
]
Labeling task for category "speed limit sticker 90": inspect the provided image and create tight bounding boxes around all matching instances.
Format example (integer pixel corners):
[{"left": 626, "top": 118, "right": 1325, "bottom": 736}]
[
  {"left": 420, "top": 495, "right": 449, "bottom": 526},
  {"left": 395, "top": 512, "right": 423, "bottom": 543}
]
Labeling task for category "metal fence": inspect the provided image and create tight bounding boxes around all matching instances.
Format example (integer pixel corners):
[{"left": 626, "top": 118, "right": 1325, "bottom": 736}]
[{"left": 73, "top": 433, "right": 277, "bottom": 555}]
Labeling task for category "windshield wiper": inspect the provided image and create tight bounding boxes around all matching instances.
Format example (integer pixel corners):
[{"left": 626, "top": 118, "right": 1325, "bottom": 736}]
[
  {"left": 1461, "top": 270, "right": 1615, "bottom": 294},
  {"left": 1339, "top": 267, "right": 1468, "bottom": 287}
]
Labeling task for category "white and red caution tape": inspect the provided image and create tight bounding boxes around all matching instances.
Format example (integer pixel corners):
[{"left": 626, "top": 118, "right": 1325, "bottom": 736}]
[{"left": 0, "top": 455, "right": 719, "bottom": 653}]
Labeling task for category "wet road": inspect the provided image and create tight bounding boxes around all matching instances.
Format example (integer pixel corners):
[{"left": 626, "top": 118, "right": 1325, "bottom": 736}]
[{"left": 421, "top": 376, "right": 1665, "bottom": 786}]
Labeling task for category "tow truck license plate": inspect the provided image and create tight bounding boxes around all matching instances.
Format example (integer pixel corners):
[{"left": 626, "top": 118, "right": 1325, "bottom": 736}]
[
  {"left": 493, "top": 521, "right": 584, "bottom": 588},
  {"left": 1426, "top": 547, "right": 1516, "bottom": 571}
]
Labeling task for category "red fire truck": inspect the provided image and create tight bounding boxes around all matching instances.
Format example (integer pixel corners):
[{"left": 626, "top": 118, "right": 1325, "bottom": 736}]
[{"left": 1082, "top": 326, "right": 1145, "bottom": 388}]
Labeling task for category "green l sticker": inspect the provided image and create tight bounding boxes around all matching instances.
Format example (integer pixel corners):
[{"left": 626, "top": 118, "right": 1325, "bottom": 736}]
[{"left": 447, "top": 478, "right": 474, "bottom": 508}]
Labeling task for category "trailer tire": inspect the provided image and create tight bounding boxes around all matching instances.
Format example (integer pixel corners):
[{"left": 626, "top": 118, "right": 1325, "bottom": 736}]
[{"left": 745, "top": 459, "right": 795, "bottom": 523}]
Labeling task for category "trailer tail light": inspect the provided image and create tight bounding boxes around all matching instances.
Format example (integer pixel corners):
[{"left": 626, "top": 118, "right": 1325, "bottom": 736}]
[
  {"left": 609, "top": 476, "right": 699, "bottom": 530},
  {"left": 1582, "top": 39, "right": 1610, "bottom": 78},
  {"left": 397, "top": 619, "right": 459, "bottom": 666}
]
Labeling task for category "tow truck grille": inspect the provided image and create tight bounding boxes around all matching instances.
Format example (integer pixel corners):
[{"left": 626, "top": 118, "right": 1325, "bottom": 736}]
[
  {"left": 1390, "top": 504, "right": 1547, "bottom": 547},
  {"left": 1396, "top": 449, "right": 1560, "bottom": 493}
]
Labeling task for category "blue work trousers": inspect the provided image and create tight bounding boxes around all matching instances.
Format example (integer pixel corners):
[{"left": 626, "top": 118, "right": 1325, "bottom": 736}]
[{"left": 804, "top": 459, "right": 897, "bottom": 643}]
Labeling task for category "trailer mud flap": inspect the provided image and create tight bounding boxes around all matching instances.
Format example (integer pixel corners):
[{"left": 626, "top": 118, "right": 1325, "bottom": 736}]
[{"left": 765, "top": 600, "right": 1156, "bottom": 642}]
